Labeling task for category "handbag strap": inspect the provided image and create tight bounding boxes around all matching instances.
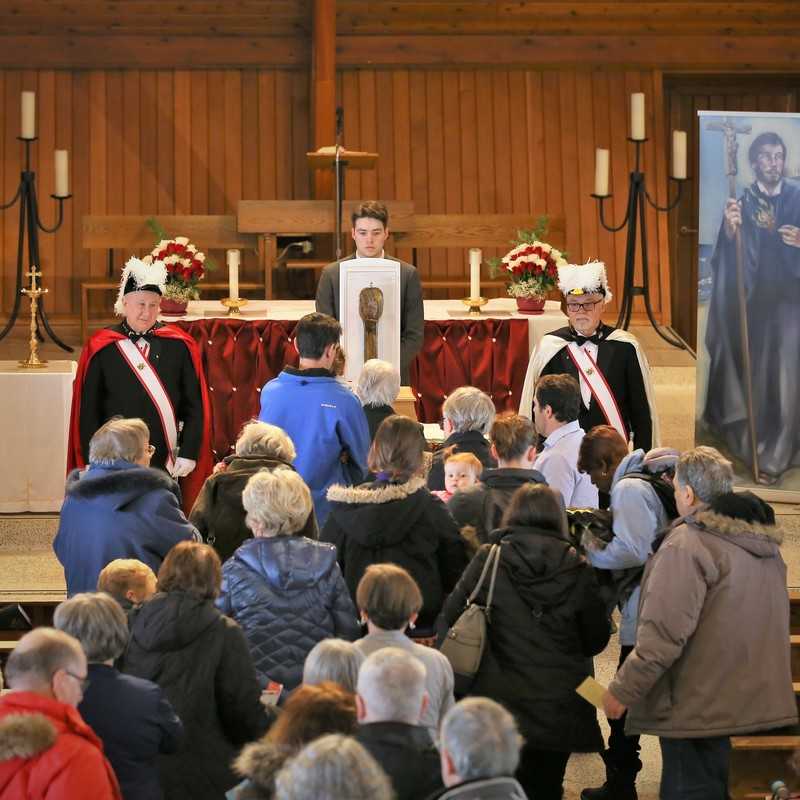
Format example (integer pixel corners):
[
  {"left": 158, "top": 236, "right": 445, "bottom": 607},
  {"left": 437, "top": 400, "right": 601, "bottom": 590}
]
[
  {"left": 484, "top": 543, "right": 502, "bottom": 614},
  {"left": 466, "top": 544, "right": 501, "bottom": 607}
]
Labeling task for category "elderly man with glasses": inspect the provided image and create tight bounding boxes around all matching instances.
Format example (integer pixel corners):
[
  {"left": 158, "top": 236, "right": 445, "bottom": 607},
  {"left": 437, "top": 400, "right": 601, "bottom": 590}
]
[
  {"left": 520, "top": 261, "right": 658, "bottom": 455},
  {"left": 0, "top": 628, "right": 122, "bottom": 799}
]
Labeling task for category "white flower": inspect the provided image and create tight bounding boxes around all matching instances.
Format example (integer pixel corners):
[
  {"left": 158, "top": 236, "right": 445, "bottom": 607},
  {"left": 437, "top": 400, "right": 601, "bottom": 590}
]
[
  {"left": 194, "top": 252, "right": 206, "bottom": 263},
  {"left": 142, "top": 255, "right": 153, "bottom": 265},
  {"left": 175, "top": 236, "right": 190, "bottom": 246}
]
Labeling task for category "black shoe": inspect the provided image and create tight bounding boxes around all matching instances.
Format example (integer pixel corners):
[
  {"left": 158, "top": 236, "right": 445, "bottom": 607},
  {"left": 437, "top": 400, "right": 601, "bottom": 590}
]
[{"left": 581, "top": 776, "right": 638, "bottom": 800}]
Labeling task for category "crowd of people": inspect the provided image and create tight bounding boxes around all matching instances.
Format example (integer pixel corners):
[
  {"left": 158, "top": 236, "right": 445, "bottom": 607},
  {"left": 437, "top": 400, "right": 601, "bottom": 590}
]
[{"left": 1, "top": 248, "right": 796, "bottom": 800}]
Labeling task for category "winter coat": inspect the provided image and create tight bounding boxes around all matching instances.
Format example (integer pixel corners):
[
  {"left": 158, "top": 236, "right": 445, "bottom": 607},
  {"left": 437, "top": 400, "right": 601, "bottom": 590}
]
[
  {"left": 442, "top": 525, "right": 611, "bottom": 753},
  {"left": 355, "top": 722, "right": 444, "bottom": 800},
  {"left": 0, "top": 691, "right": 121, "bottom": 800},
  {"left": 611, "top": 494, "right": 798, "bottom": 738},
  {"left": 258, "top": 368, "right": 371, "bottom": 525},
  {"left": 425, "top": 777, "right": 529, "bottom": 800},
  {"left": 427, "top": 430, "right": 497, "bottom": 492},
  {"left": 190, "top": 455, "right": 318, "bottom": 563},
  {"left": 54, "top": 460, "right": 199, "bottom": 596},
  {"left": 122, "top": 591, "right": 272, "bottom": 799},
  {"left": 78, "top": 663, "right": 183, "bottom": 800},
  {"left": 447, "top": 468, "right": 548, "bottom": 548},
  {"left": 217, "top": 536, "right": 360, "bottom": 690},
  {"left": 225, "top": 740, "right": 289, "bottom": 800},
  {"left": 322, "top": 477, "right": 469, "bottom": 630},
  {"left": 585, "top": 450, "right": 670, "bottom": 645},
  {"left": 363, "top": 404, "right": 396, "bottom": 442}
]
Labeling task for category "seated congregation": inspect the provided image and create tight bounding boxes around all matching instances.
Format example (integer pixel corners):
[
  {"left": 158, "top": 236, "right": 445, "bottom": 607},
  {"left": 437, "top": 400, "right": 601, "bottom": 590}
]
[{"left": 1, "top": 311, "right": 796, "bottom": 800}]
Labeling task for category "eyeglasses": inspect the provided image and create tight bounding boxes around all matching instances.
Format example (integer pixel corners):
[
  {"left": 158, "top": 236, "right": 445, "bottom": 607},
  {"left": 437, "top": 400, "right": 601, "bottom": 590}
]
[
  {"left": 62, "top": 668, "right": 90, "bottom": 693},
  {"left": 566, "top": 299, "right": 603, "bottom": 313}
]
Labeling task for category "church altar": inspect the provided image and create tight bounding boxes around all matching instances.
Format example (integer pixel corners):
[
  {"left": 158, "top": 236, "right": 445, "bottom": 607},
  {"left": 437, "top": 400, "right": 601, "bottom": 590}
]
[{"left": 171, "top": 298, "right": 565, "bottom": 460}]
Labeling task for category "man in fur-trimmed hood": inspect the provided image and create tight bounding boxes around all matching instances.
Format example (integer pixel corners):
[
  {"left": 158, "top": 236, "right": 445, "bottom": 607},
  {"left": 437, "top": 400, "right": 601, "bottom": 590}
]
[{"left": 602, "top": 446, "right": 797, "bottom": 800}]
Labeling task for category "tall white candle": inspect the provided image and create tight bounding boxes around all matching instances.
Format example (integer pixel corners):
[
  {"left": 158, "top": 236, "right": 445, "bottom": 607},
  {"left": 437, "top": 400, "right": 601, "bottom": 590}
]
[
  {"left": 469, "top": 248, "right": 482, "bottom": 299},
  {"left": 21, "top": 92, "right": 35, "bottom": 139},
  {"left": 630, "top": 93, "right": 645, "bottom": 141},
  {"left": 54, "top": 150, "right": 69, "bottom": 197},
  {"left": 594, "top": 148, "right": 610, "bottom": 196},
  {"left": 672, "top": 130, "right": 687, "bottom": 179},
  {"left": 227, "top": 249, "right": 240, "bottom": 301}
]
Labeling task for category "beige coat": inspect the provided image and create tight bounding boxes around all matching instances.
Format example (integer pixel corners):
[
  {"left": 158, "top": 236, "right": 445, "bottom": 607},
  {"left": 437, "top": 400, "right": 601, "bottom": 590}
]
[{"left": 610, "top": 509, "right": 797, "bottom": 738}]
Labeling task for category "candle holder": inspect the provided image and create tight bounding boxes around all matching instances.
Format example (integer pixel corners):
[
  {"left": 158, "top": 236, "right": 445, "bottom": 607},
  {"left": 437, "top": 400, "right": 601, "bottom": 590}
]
[
  {"left": 19, "top": 267, "right": 48, "bottom": 368},
  {"left": 461, "top": 296, "right": 487, "bottom": 318},
  {"left": 221, "top": 297, "right": 249, "bottom": 316},
  {"left": 0, "top": 136, "right": 73, "bottom": 351},
  {"left": 593, "top": 137, "right": 687, "bottom": 350}
]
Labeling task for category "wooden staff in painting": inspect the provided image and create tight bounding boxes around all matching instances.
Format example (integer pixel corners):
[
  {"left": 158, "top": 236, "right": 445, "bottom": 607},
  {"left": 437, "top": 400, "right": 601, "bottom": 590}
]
[
  {"left": 707, "top": 117, "right": 759, "bottom": 482},
  {"left": 359, "top": 285, "right": 384, "bottom": 361}
]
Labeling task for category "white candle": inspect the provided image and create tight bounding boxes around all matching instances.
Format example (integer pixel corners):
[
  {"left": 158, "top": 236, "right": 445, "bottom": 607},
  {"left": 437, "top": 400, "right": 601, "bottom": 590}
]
[
  {"left": 594, "top": 148, "right": 610, "bottom": 196},
  {"left": 54, "top": 150, "right": 69, "bottom": 197},
  {"left": 672, "top": 130, "right": 687, "bottom": 180},
  {"left": 21, "top": 91, "right": 35, "bottom": 139},
  {"left": 227, "top": 249, "right": 240, "bottom": 301},
  {"left": 469, "top": 248, "right": 482, "bottom": 299},
  {"left": 630, "top": 93, "right": 645, "bottom": 141}
]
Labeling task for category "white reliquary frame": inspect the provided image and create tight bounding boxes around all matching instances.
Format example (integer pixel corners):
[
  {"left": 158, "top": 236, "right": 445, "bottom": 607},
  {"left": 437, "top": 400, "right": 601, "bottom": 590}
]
[{"left": 339, "top": 258, "right": 402, "bottom": 384}]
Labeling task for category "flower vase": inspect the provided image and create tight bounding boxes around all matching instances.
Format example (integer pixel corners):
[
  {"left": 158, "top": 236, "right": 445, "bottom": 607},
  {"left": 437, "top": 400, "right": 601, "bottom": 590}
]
[
  {"left": 515, "top": 295, "right": 546, "bottom": 315},
  {"left": 160, "top": 297, "right": 189, "bottom": 316}
]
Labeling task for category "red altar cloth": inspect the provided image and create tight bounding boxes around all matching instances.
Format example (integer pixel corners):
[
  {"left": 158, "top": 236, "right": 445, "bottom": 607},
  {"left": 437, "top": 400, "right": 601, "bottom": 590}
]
[{"left": 174, "top": 317, "right": 530, "bottom": 460}]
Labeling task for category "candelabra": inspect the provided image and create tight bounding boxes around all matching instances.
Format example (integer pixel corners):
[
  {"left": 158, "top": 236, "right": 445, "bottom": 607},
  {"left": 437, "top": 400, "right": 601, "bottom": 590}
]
[
  {"left": 592, "top": 138, "right": 687, "bottom": 350},
  {"left": 0, "top": 137, "right": 73, "bottom": 351}
]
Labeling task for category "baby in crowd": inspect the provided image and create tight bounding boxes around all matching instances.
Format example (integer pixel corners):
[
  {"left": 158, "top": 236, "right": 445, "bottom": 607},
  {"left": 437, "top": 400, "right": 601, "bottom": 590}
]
[{"left": 431, "top": 449, "right": 483, "bottom": 503}]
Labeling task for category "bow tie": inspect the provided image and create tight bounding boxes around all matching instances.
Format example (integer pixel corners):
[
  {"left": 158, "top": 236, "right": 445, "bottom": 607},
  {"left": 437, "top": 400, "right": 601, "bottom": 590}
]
[
  {"left": 122, "top": 322, "right": 157, "bottom": 341},
  {"left": 571, "top": 331, "right": 604, "bottom": 347}
]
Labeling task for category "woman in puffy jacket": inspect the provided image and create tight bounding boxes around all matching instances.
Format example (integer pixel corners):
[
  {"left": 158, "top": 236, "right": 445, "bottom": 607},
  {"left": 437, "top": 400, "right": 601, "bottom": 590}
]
[{"left": 217, "top": 469, "right": 360, "bottom": 692}]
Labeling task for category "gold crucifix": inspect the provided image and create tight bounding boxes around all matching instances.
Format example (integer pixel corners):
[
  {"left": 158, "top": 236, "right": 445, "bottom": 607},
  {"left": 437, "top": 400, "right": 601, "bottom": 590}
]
[{"left": 18, "top": 266, "right": 49, "bottom": 368}]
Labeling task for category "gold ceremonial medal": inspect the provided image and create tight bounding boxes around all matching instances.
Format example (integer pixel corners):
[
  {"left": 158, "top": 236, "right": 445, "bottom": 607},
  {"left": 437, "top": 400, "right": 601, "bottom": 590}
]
[
  {"left": 137, "top": 363, "right": 145, "bottom": 370},
  {"left": 587, "top": 368, "right": 594, "bottom": 375}
]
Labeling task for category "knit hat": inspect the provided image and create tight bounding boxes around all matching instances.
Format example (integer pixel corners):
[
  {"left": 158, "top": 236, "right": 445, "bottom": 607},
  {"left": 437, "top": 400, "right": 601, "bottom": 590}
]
[
  {"left": 557, "top": 261, "right": 613, "bottom": 304},
  {"left": 113, "top": 256, "right": 168, "bottom": 315}
]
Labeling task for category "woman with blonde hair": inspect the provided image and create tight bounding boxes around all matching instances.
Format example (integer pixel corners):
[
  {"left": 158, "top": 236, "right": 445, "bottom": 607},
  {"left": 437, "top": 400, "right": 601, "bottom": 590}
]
[{"left": 218, "top": 469, "right": 359, "bottom": 692}]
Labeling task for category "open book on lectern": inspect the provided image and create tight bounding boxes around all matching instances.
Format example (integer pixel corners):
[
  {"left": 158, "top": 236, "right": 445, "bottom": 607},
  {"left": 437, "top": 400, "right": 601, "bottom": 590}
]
[{"left": 339, "top": 258, "right": 402, "bottom": 384}]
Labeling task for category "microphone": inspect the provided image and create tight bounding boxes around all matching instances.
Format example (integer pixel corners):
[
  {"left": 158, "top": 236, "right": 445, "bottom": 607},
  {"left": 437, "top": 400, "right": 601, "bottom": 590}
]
[{"left": 771, "top": 779, "right": 790, "bottom": 799}]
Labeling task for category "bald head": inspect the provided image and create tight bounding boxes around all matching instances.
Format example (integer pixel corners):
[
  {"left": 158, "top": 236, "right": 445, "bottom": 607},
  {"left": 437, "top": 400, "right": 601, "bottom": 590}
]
[{"left": 5, "top": 628, "right": 87, "bottom": 706}]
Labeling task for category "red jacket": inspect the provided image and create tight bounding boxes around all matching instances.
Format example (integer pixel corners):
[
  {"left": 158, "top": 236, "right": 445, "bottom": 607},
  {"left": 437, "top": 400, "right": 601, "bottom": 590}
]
[{"left": 0, "top": 692, "right": 121, "bottom": 800}]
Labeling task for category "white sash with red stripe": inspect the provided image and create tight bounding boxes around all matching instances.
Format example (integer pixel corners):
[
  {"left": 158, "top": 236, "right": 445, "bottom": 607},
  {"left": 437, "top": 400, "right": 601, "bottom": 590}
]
[
  {"left": 564, "top": 341, "right": 628, "bottom": 441},
  {"left": 116, "top": 338, "right": 178, "bottom": 471}
]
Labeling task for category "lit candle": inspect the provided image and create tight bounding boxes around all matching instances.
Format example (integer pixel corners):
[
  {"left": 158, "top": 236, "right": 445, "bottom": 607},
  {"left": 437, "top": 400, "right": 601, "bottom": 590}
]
[
  {"left": 469, "top": 248, "right": 482, "bottom": 299},
  {"left": 21, "top": 92, "right": 35, "bottom": 139},
  {"left": 594, "top": 148, "right": 610, "bottom": 196},
  {"left": 54, "top": 150, "right": 69, "bottom": 197},
  {"left": 630, "top": 93, "right": 645, "bottom": 141},
  {"left": 672, "top": 130, "right": 687, "bottom": 180},
  {"left": 227, "top": 249, "right": 240, "bottom": 301}
]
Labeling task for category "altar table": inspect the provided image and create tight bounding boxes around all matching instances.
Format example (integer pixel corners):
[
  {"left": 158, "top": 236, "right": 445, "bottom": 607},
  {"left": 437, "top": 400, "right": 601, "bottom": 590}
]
[{"left": 171, "top": 299, "right": 565, "bottom": 460}]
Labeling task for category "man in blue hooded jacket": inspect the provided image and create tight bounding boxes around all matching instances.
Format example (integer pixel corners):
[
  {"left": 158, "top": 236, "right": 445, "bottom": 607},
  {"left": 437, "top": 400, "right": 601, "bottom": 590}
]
[{"left": 258, "top": 312, "right": 371, "bottom": 525}]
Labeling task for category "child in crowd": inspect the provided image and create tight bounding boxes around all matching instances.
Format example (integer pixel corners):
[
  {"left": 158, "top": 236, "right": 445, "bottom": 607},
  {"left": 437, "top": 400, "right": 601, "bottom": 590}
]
[
  {"left": 97, "top": 558, "right": 157, "bottom": 610},
  {"left": 431, "top": 449, "right": 483, "bottom": 503}
]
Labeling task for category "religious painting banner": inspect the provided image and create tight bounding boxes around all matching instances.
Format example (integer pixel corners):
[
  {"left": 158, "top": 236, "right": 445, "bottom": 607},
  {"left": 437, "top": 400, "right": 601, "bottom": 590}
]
[{"left": 696, "top": 110, "right": 800, "bottom": 498}]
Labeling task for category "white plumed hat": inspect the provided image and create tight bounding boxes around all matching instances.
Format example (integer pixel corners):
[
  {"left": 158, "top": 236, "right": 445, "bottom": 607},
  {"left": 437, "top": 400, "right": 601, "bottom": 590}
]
[
  {"left": 557, "top": 260, "right": 613, "bottom": 304},
  {"left": 113, "top": 256, "right": 168, "bottom": 315}
]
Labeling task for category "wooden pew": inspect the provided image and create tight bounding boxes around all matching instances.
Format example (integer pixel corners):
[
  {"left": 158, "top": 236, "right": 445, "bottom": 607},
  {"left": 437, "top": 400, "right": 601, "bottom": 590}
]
[{"left": 81, "top": 215, "right": 261, "bottom": 341}]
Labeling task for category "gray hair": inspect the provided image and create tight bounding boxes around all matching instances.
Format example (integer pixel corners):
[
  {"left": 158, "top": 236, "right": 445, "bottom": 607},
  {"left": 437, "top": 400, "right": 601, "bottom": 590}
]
[
  {"left": 242, "top": 468, "right": 313, "bottom": 537},
  {"left": 5, "top": 628, "right": 85, "bottom": 690},
  {"left": 275, "top": 734, "right": 393, "bottom": 800},
  {"left": 54, "top": 592, "right": 130, "bottom": 663},
  {"left": 235, "top": 421, "right": 296, "bottom": 462},
  {"left": 443, "top": 387, "right": 496, "bottom": 434},
  {"left": 88, "top": 417, "right": 149, "bottom": 464},
  {"left": 441, "top": 697, "right": 523, "bottom": 781},
  {"left": 356, "top": 359, "right": 400, "bottom": 408},
  {"left": 675, "top": 445, "right": 734, "bottom": 503},
  {"left": 303, "top": 639, "right": 365, "bottom": 694},
  {"left": 356, "top": 647, "right": 427, "bottom": 725}
]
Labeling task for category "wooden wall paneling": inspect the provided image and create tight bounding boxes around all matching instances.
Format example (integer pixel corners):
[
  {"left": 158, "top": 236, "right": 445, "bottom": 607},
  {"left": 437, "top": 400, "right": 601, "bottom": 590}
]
[
  {"left": 54, "top": 70, "right": 75, "bottom": 314},
  {"left": 189, "top": 71, "right": 209, "bottom": 214},
  {"left": 639, "top": 70, "right": 661, "bottom": 316},
  {"left": 458, "top": 70, "right": 482, "bottom": 295},
  {"left": 525, "top": 71, "right": 545, "bottom": 217},
  {"left": 591, "top": 71, "right": 617, "bottom": 288},
  {"left": 475, "top": 72, "right": 496, "bottom": 216},
  {"left": 122, "top": 72, "right": 141, "bottom": 215},
  {"left": 508, "top": 70, "right": 529, "bottom": 215},
  {"left": 257, "top": 71, "right": 277, "bottom": 200},
  {"left": 425, "top": 71, "right": 446, "bottom": 294},
  {"left": 357, "top": 70, "right": 378, "bottom": 200},
  {"left": 139, "top": 71, "right": 158, "bottom": 214},
  {"left": 71, "top": 71, "right": 91, "bottom": 314},
  {"left": 291, "top": 70, "right": 310, "bottom": 200},
  {"left": 207, "top": 71, "right": 226, "bottom": 214},
  {"left": 274, "top": 71, "right": 293, "bottom": 200},
  {"left": 541, "top": 72, "right": 564, "bottom": 250},
  {"left": 651, "top": 70, "right": 672, "bottom": 325},
  {"left": 37, "top": 71, "right": 57, "bottom": 311},
  {"left": 442, "top": 70, "right": 463, "bottom": 293},
  {"left": 106, "top": 71, "right": 125, "bottom": 279},
  {"left": 156, "top": 71, "right": 175, "bottom": 216},
  {"left": 575, "top": 71, "right": 600, "bottom": 272},
  {"left": 492, "top": 72, "right": 512, "bottom": 215},
  {"left": 557, "top": 72, "right": 581, "bottom": 263},
  {"left": 340, "top": 70, "right": 361, "bottom": 200},
  {"left": 224, "top": 70, "right": 243, "bottom": 215},
  {"left": 2, "top": 72, "right": 15, "bottom": 312},
  {"left": 607, "top": 73, "right": 631, "bottom": 317},
  {"left": 241, "top": 71, "right": 259, "bottom": 201},
  {"left": 391, "top": 69, "right": 414, "bottom": 266},
  {"left": 173, "top": 71, "right": 191, "bottom": 214},
  {"left": 88, "top": 71, "right": 107, "bottom": 309},
  {"left": 375, "top": 71, "right": 395, "bottom": 201},
  {"left": 408, "top": 70, "right": 429, "bottom": 280}
]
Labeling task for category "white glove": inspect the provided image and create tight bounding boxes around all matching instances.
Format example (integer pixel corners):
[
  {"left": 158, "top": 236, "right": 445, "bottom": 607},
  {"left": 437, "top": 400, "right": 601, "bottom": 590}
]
[{"left": 170, "top": 457, "right": 196, "bottom": 478}]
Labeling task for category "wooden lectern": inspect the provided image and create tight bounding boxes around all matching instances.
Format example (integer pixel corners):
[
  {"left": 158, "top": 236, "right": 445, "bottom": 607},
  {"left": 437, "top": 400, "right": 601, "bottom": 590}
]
[{"left": 306, "top": 146, "right": 379, "bottom": 259}]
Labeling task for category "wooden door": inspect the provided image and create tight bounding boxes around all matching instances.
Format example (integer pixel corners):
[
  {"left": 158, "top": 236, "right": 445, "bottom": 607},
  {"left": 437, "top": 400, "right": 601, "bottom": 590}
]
[{"left": 665, "top": 77, "right": 799, "bottom": 350}]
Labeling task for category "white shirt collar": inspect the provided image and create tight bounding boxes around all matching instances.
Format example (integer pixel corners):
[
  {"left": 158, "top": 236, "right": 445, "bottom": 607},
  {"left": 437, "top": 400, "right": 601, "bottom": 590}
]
[
  {"left": 543, "top": 419, "right": 582, "bottom": 449},
  {"left": 756, "top": 180, "right": 783, "bottom": 197},
  {"left": 355, "top": 249, "right": 386, "bottom": 259}
]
